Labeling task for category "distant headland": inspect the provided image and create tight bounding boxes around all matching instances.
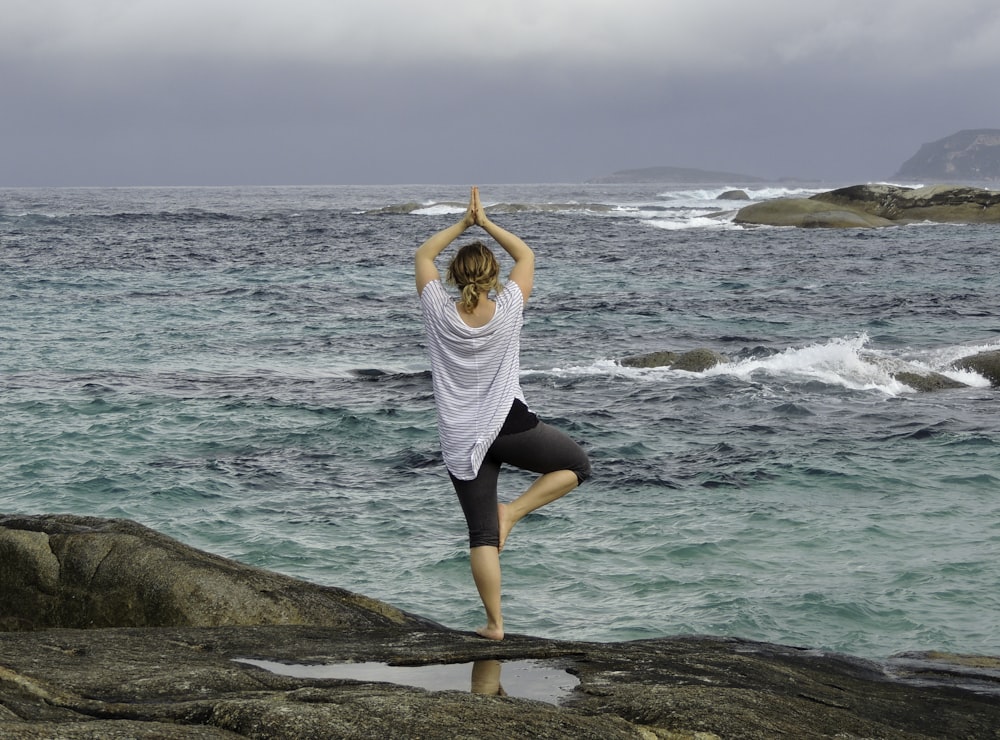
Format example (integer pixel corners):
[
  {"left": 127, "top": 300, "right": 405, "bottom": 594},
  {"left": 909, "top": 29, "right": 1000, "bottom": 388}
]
[
  {"left": 590, "top": 129, "right": 1000, "bottom": 184},
  {"left": 587, "top": 165, "right": 766, "bottom": 184},
  {"left": 894, "top": 129, "right": 1000, "bottom": 181}
]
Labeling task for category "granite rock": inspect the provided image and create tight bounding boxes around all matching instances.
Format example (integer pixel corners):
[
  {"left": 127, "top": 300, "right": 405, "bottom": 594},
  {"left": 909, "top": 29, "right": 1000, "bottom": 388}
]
[{"left": 3, "top": 515, "right": 999, "bottom": 739}]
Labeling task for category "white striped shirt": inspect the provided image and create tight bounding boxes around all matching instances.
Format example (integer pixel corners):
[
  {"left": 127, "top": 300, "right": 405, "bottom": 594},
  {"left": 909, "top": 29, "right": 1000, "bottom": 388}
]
[{"left": 419, "top": 279, "right": 526, "bottom": 480}]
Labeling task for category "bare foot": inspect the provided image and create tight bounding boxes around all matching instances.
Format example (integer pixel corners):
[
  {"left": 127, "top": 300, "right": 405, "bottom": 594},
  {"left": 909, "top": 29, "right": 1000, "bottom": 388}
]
[
  {"left": 476, "top": 624, "right": 505, "bottom": 640},
  {"left": 497, "top": 503, "right": 513, "bottom": 553}
]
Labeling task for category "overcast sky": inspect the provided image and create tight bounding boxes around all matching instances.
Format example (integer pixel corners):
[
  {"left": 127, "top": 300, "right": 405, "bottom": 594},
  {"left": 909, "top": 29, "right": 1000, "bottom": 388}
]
[{"left": 2, "top": 0, "right": 999, "bottom": 186}]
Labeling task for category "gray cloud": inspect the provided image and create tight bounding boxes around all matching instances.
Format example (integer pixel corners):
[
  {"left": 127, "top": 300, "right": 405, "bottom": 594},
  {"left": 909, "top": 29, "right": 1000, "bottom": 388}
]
[{"left": 2, "top": 0, "right": 998, "bottom": 185}]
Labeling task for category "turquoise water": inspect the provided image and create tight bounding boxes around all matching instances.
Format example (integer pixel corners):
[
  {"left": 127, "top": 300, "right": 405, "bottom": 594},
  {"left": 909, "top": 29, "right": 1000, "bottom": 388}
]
[{"left": 3, "top": 184, "right": 999, "bottom": 659}]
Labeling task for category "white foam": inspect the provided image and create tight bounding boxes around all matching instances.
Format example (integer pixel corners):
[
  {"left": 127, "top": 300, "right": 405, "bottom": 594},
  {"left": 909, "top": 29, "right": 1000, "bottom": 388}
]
[
  {"left": 711, "top": 334, "right": 910, "bottom": 394},
  {"left": 645, "top": 215, "right": 741, "bottom": 231},
  {"left": 412, "top": 202, "right": 464, "bottom": 216},
  {"left": 534, "top": 333, "right": 992, "bottom": 395}
]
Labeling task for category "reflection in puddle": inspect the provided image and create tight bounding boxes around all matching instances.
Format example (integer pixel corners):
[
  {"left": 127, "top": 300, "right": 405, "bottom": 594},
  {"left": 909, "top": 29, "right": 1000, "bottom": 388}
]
[{"left": 234, "top": 658, "right": 578, "bottom": 705}]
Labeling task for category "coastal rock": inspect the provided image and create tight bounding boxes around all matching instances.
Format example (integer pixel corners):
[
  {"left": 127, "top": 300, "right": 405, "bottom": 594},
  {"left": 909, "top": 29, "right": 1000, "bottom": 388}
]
[
  {"left": 732, "top": 197, "right": 894, "bottom": 228},
  {"left": 716, "top": 189, "right": 750, "bottom": 200},
  {"left": 894, "top": 129, "right": 1000, "bottom": 181},
  {"left": 812, "top": 183, "right": 1000, "bottom": 223},
  {"left": 619, "top": 349, "right": 728, "bottom": 371},
  {"left": 619, "top": 350, "right": 678, "bottom": 368},
  {"left": 952, "top": 349, "right": 1000, "bottom": 387},
  {"left": 734, "top": 183, "right": 1000, "bottom": 228},
  {"left": 2, "top": 514, "right": 1000, "bottom": 739},
  {"left": 891, "top": 370, "right": 968, "bottom": 392},
  {"left": 0, "top": 514, "right": 437, "bottom": 632}
]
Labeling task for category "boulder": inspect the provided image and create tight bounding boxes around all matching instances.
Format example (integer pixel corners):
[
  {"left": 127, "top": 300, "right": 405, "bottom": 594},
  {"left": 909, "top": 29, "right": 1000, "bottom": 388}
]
[
  {"left": 953, "top": 349, "right": 1000, "bottom": 387},
  {"left": 619, "top": 350, "right": 678, "bottom": 368},
  {"left": 733, "top": 197, "right": 894, "bottom": 228},
  {"left": 619, "top": 349, "right": 728, "bottom": 371},
  {"left": 716, "top": 189, "right": 750, "bottom": 200},
  {"left": 673, "top": 348, "right": 729, "bottom": 372},
  {"left": 2, "top": 514, "right": 1000, "bottom": 738}
]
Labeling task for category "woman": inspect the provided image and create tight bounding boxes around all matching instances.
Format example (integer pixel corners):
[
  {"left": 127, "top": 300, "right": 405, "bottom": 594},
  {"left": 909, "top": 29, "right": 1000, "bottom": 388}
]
[{"left": 415, "top": 186, "right": 591, "bottom": 640}]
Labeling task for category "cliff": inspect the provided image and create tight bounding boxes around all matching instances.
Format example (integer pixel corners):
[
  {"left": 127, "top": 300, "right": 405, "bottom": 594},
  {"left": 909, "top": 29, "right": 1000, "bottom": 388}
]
[{"left": 894, "top": 129, "right": 1000, "bottom": 181}]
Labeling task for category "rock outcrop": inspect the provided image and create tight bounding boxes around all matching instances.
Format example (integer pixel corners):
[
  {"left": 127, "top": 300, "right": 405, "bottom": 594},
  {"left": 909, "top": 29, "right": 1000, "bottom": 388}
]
[
  {"left": 734, "top": 183, "right": 1000, "bottom": 228},
  {"left": 0, "top": 514, "right": 437, "bottom": 632},
  {"left": 894, "top": 129, "right": 1000, "bottom": 181},
  {"left": 3, "top": 515, "right": 1000, "bottom": 739}
]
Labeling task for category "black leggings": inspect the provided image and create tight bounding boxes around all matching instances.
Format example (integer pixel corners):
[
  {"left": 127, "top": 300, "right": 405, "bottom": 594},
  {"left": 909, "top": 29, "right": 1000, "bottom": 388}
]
[{"left": 450, "top": 421, "right": 591, "bottom": 548}]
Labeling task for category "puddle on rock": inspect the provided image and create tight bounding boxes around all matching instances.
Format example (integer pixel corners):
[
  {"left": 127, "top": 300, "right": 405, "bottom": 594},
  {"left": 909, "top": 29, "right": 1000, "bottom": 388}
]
[{"left": 234, "top": 658, "right": 579, "bottom": 705}]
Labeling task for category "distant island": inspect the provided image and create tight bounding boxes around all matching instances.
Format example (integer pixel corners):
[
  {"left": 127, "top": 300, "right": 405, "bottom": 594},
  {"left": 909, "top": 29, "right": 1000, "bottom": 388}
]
[
  {"left": 587, "top": 165, "right": 766, "bottom": 184},
  {"left": 894, "top": 129, "right": 1000, "bottom": 182}
]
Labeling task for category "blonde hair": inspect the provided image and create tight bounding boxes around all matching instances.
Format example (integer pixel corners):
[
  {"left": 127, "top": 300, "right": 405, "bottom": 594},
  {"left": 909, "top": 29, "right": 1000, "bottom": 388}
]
[{"left": 446, "top": 241, "right": 501, "bottom": 313}]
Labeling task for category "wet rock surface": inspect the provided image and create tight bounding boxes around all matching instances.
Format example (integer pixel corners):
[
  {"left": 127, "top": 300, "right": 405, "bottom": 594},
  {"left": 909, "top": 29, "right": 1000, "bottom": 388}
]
[{"left": 3, "top": 514, "right": 999, "bottom": 739}]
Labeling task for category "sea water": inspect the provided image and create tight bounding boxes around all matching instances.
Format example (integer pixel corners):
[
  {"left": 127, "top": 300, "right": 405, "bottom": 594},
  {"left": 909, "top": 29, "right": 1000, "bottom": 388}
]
[{"left": 2, "top": 183, "right": 998, "bottom": 660}]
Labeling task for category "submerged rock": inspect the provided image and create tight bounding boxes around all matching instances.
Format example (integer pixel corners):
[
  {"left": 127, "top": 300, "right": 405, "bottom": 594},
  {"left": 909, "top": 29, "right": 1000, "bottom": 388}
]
[{"left": 3, "top": 515, "right": 1000, "bottom": 739}]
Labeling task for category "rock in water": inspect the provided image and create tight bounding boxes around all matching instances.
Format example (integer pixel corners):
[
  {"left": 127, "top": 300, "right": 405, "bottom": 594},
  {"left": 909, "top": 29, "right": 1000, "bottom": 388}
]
[
  {"left": 619, "top": 348, "right": 728, "bottom": 371},
  {"left": 735, "top": 183, "right": 1000, "bottom": 227},
  {"left": 717, "top": 189, "right": 750, "bottom": 200},
  {"left": 953, "top": 349, "right": 1000, "bottom": 387}
]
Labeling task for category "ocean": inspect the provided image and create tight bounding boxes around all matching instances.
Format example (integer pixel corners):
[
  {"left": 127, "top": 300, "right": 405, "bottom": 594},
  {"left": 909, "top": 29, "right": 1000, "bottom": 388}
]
[{"left": 2, "top": 182, "right": 998, "bottom": 660}]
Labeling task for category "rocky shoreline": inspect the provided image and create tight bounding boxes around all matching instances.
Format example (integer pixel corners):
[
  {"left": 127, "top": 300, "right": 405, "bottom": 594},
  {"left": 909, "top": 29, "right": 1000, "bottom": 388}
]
[
  {"left": 732, "top": 183, "right": 1000, "bottom": 228},
  {"left": 3, "top": 514, "right": 999, "bottom": 739}
]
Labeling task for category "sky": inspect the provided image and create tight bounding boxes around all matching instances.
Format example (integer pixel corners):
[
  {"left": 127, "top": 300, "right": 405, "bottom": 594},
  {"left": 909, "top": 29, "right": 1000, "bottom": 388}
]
[{"left": 2, "top": 0, "right": 999, "bottom": 186}]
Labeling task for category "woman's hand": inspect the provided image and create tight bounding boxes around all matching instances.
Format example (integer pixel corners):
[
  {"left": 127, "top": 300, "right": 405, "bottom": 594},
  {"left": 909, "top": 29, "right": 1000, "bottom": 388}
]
[
  {"left": 471, "top": 186, "right": 489, "bottom": 226},
  {"left": 462, "top": 186, "right": 478, "bottom": 228}
]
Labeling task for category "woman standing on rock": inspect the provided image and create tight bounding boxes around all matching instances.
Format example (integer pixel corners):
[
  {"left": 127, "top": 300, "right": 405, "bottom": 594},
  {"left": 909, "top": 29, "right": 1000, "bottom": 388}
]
[{"left": 415, "top": 186, "right": 591, "bottom": 640}]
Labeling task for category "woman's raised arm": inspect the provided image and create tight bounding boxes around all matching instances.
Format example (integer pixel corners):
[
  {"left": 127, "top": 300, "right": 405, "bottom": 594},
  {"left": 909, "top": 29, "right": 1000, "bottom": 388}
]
[
  {"left": 414, "top": 188, "right": 477, "bottom": 295},
  {"left": 473, "top": 192, "right": 535, "bottom": 302}
]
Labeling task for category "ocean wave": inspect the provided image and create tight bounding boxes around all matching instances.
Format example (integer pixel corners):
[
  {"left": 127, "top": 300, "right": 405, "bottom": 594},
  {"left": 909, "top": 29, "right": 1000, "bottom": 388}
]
[
  {"left": 645, "top": 214, "right": 741, "bottom": 231},
  {"left": 657, "top": 185, "right": 828, "bottom": 202},
  {"left": 361, "top": 187, "right": 833, "bottom": 231},
  {"left": 532, "top": 334, "right": 996, "bottom": 394},
  {"left": 366, "top": 200, "right": 622, "bottom": 217}
]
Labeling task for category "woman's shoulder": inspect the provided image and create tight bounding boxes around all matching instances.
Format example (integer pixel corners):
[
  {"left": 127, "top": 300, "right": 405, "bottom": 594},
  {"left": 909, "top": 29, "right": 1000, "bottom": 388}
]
[
  {"left": 499, "top": 280, "right": 526, "bottom": 305},
  {"left": 420, "top": 279, "right": 449, "bottom": 304}
]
